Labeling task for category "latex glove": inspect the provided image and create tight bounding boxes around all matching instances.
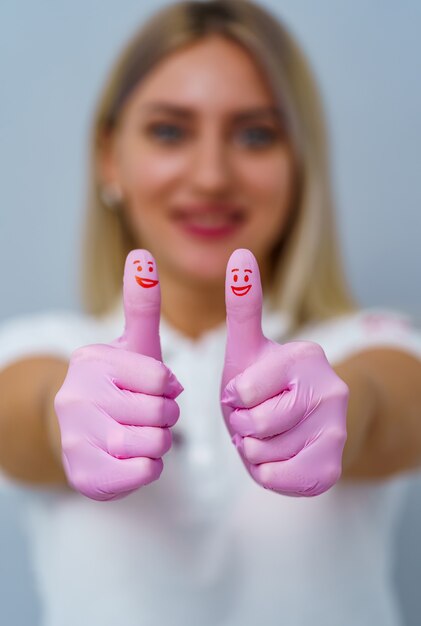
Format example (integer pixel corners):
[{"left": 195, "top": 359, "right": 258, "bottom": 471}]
[
  {"left": 220, "top": 248, "right": 349, "bottom": 496},
  {"left": 54, "top": 250, "right": 183, "bottom": 501}
]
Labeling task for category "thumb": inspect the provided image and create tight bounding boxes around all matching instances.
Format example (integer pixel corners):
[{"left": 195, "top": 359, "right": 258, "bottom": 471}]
[
  {"left": 224, "top": 248, "right": 265, "bottom": 374},
  {"left": 112, "top": 249, "right": 162, "bottom": 360}
]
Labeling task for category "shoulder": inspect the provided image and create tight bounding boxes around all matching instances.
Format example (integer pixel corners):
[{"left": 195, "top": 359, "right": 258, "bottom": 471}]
[
  {"left": 0, "top": 309, "right": 107, "bottom": 373},
  {"left": 290, "top": 308, "right": 421, "bottom": 366}
]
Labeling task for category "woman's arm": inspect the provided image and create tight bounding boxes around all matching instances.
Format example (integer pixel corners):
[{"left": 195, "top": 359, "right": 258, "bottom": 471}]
[
  {"left": 0, "top": 356, "right": 71, "bottom": 487},
  {"left": 334, "top": 347, "right": 421, "bottom": 480}
]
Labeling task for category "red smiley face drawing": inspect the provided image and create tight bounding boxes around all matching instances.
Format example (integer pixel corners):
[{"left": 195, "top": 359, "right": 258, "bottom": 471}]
[
  {"left": 133, "top": 259, "right": 159, "bottom": 288},
  {"left": 231, "top": 267, "right": 252, "bottom": 296}
]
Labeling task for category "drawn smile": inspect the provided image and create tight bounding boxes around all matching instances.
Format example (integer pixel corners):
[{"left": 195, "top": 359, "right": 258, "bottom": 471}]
[
  {"left": 135, "top": 276, "right": 159, "bottom": 288},
  {"left": 231, "top": 285, "right": 252, "bottom": 296}
]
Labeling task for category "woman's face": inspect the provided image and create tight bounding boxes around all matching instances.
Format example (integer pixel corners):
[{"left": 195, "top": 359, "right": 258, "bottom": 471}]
[{"left": 102, "top": 34, "right": 296, "bottom": 286}]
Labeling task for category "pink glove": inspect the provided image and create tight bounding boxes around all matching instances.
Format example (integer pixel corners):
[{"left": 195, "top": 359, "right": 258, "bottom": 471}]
[
  {"left": 54, "top": 250, "right": 183, "bottom": 501},
  {"left": 220, "top": 249, "right": 349, "bottom": 496}
]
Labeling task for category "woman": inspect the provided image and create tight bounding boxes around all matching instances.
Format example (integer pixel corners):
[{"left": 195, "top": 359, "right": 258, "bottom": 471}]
[{"left": 0, "top": 1, "right": 420, "bottom": 625}]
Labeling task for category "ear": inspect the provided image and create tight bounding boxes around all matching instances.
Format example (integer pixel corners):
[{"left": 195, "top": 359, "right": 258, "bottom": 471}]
[{"left": 96, "top": 127, "right": 122, "bottom": 190}]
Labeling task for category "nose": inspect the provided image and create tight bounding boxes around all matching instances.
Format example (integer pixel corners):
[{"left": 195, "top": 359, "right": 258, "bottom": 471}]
[{"left": 189, "top": 128, "right": 232, "bottom": 194}]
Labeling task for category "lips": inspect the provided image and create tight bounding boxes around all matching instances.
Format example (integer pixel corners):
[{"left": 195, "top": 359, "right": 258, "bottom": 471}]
[
  {"left": 173, "top": 203, "right": 245, "bottom": 216},
  {"left": 135, "top": 276, "right": 159, "bottom": 288},
  {"left": 231, "top": 285, "right": 251, "bottom": 296},
  {"left": 169, "top": 203, "right": 247, "bottom": 240}
]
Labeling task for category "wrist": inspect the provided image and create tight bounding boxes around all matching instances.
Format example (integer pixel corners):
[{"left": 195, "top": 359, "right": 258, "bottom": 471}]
[
  {"left": 43, "top": 385, "right": 64, "bottom": 466},
  {"left": 333, "top": 360, "right": 379, "bottom": 476}
]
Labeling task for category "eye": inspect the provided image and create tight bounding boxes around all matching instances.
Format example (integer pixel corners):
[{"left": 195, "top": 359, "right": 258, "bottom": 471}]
[
  {"left": 244, "top": 274, "right": 249, "bottom": 282},
  {"left": 137, "top": 265, "right": 142, "bottom": 272},
  {"left": 237, "top": 126, "right": 277, "bottom": 148},
  {"left": 147, "top": 123, "right": 186, "bottom": 143},
  {"left": 148, "top": 266, "right": 153, "bottom": 272},
  {"left": 233, "top": 274, "right": 238, "bottom": 282}
]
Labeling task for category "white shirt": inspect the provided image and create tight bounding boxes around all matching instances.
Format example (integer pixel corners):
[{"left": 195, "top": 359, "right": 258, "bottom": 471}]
[{"left": 0, "top": 302, "right": 420, "bottom": 626}]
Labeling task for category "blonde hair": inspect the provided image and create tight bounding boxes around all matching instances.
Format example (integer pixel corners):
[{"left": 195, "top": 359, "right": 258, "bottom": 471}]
[{"left": 81, "top": 0, "right": 358, "bottom": 333}]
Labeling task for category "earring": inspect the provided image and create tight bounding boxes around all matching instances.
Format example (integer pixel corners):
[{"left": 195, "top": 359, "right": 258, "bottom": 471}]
[{"left": 100, "top": 185, "right": 123, "bottom": 210}]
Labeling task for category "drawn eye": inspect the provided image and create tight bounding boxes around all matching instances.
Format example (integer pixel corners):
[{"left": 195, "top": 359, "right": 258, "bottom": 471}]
[
  {"left": 149, "top": 266, "right": 153, "bottom": 272},
  {"left": 244, "top": 274, "right": 249, "bottom": 282},
  {"left": 137, "top": 266, "right": 142, "bottom": 272},
  {"left": 233, "top": 274, "right": 238, "bottom": 282}
]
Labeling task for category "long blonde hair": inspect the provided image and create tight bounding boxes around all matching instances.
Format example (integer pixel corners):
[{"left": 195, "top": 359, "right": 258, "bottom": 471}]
[{"left": 80, "top": 0, "right": 358, "bottom": 333}]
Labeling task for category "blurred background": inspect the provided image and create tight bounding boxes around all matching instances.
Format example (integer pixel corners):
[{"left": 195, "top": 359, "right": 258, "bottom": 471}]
[{"left": 0, "top": 1, "right": 420, "bottom": 624}]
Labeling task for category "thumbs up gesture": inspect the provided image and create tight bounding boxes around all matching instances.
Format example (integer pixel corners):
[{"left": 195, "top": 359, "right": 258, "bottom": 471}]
[
  {"left": 220, "top": 249, "right": 349, "bottom": 496},
  {"left": 54, "top": 250, "right": 183, "bottom": 501}
]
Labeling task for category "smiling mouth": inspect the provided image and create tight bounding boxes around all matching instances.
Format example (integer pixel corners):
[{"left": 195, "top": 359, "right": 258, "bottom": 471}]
[
  {"left": 135, "top": 276, "right": 159, "bottom": 288},
  {"left": 231, "top": 285, "right": 252, "bottom": 296}
]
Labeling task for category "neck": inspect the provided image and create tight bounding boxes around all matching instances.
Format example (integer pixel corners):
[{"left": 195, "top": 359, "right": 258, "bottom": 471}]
[
  {"left": 158, "top": 256, "right": 272, "bottom": 341},
  {"left": 160, "top": 273, "right": 226, "bottom": 340}
]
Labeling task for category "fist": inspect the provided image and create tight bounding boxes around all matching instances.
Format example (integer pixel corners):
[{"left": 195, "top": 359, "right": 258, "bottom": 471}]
[
  {"left": 54, "top": 250, "right": 183, "bottom": 501},
  {"left": 220, "top": 249, "right": 348, "bottom": 496}
]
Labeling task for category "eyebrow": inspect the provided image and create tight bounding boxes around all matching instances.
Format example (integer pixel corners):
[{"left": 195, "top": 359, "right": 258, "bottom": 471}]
[
  {"left": 231, "top": 268, "right": 253, "bottom": 272},
  {"left": 133, "top": 260, "right": 154, "bottom": 264},
  {"left": 139, "top": 102, "right": 281, "bottom": 122}
]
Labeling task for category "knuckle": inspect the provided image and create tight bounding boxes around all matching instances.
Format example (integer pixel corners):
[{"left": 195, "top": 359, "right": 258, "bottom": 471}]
[
  {"left": 156, "top": 427, "right": 172, "bottom": 454},
  {"left": 308, "top": 340, "right": 324, "bottom": 353},
  {"left": 291, "top": 340, "right": 325, "bottom": 359},
  {"left": 237, "top": 375, "right": 258, "bottom": 407},
  {"left": 54, "top": 389, "right": 84, "bottom": 414},
  {"left": 60, "top": 432, "right": 81, "bottom": 453},
  {"left": 234, "top": 371, "right": 247, "bottom": 396},
  {"left": 322, "top": 462, "right": 342, "bottom": 487},
  {"left": 166, "top": 400, "right": 180, "bottom": 426},
  {"left": 69, "top": 468, "right": 90, "bottom": 494},
  {"left": 96, "top": 467, "right": 137, "bottom": 498},
  {"left": 307, "top": 342, "right": 326, "bottom": 361},
  {"left": 232, "top": 407, "right": 252, "bottom": 433},
  {"left": 339, "top": 379, "right": 350, "bottom": 398},
  {"left": 142, "top": 457, "right": 164, "bottom": 482},
  {"left": 328, "top": 426, "right": 347, "bottom": 447},
  {"left": 325, "top": 378, "right": 349, "bottom": 404},
  {"left": 157, "top": 395, "right": 168, "bottom": 421},
  {"left": 243, "top": 437, "right": 259, "bottom": 463},
  {"left": 71, "top": 345, "right": 94, "bottom": 363},
  {"left": 154, "top": 361, "right": 170, "bottom": 390},
  {"left": 71, "top": 343, "right": 110, "bottom": 364},
  {"left": 69, "top": 346, "right": 88, "bottom": 362},
  {"left": 332, "top": 376, "right": 349, "bottom": 398},
  {"left": 258, "top": 463, "right": 275, "bottom": 488},
  {"left": 249, "top": 407, "right": 267, "bottom": 435},
  {"left": 53, "top": 389, "right": 66, "bottom": 412}
]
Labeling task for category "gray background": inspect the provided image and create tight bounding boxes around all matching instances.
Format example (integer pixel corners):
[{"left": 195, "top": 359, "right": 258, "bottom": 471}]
[{"left": 0, "top": 1, "right": 420, "bottom": 624}]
